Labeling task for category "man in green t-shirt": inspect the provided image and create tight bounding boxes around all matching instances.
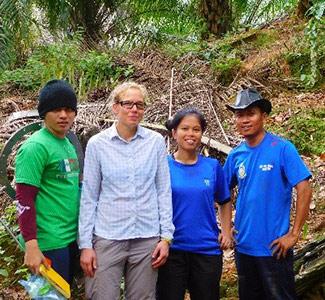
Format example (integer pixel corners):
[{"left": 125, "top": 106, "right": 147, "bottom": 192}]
[{"left": 15, "top": 79, "right": 80, "bottom": 283}]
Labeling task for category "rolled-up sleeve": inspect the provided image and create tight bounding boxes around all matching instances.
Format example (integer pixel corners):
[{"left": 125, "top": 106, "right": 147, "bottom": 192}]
[
  {"left": 78, "top": 138, "right": 102, "bottom": 249},
  {"left": 155, "top": 137, "right": 174, "bottom": 240}
]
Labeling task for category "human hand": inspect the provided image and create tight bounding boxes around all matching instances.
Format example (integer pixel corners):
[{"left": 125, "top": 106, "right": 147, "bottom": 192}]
[
  {"left": 218, "top": 230, "right": 234, "bottom": 250},
  {"left": 270, "top": 232, "right": 299, "bottom": 259},
  {"left": 80, "top": 248, "right": 97, "bottom": 277},
  {"left": 151, "top": 240, "right": 169, "bottom": 269},
  {"left": 24, "top": 239, "right": 49, "bottom": 274}
]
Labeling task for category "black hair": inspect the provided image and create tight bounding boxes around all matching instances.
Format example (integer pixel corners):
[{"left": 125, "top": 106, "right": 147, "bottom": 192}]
[{"left": 165, "top": 108, "right": 207, "bottom": 132}]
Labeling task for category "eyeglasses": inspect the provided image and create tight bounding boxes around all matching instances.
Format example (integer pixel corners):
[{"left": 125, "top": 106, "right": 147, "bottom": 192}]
[{"left": 118, "top": 100, "right": 145, "bottom": 110}]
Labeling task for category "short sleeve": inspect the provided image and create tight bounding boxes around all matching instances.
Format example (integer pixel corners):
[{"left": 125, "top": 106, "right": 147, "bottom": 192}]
[
  {"left": 15, "top": 142, "right": 48, "bottom": 187},
  {"left": 223, "top": 153, "right": 237, "bottom": 190},
  {"left": 215, "top": 161, "right": 231, "bottom": 204},
  {"left": 281, "top": 142, "right": 312, "bottom": 187}
]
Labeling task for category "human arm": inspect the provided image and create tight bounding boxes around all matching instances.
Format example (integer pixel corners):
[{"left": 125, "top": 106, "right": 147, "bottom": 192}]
[
  {"left": 151, "top": 240, "right": 170, "bottom": 269},
  {"left": 270, "top": 179, "right": 312, "bottom": 259},
  {"left": 15, "top": 141, "right": 51, "bottom": 274},
  {"left": 80, "top": 248, "right": 97, "bottom": 277},
  {"left": 78, "top": 139, "right": 101, "bottom": 276},
  {"left": 217, "top": 201, "right": 234, "bottom": 250},
  {"left": 155, "top": 137, "right": 174, "bottom": 243},
  {"left": 24, "top": 239, "right": 50, "bottom": 274},
  {"left": 215, "top": 160, "right": 234, "bottom": 250},
  {"left": 16, "top": 183, "right": 50, "bottom": 274}
]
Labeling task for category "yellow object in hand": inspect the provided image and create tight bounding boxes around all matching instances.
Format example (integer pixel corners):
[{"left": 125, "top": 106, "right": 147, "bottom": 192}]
[{"left": 39, "top": 264, "right": 71, "bottom": 298}]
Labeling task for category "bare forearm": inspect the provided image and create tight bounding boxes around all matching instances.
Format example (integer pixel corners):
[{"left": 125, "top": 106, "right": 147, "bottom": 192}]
[
  {"left": 291, "top": 180, "right": 312, "bottom": 237},
  {"left": 218, "top": 200, "right": 232, "bottom": 233}
]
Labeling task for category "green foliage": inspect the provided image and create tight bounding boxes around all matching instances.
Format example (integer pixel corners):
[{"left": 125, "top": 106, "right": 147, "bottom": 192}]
[
  {"left": 0, "top": 36, "right": 81, "bottom": 90},
  {"left": 78, "top": 51, "right": 134, "bottom": 98},
  {"left": 231, "top": 0, "right": 299, "bottom": 29},
  {"left": 110, "top": 0, "right": 205, "bottom": 50},
  {"left": 0, "top": 36, "right": 134, "bottom": 98},
  {"left": 270, "top": 109, "right": 325, "bottom": 156},
  {"left": 302, "top": 1, "right": 325, "bottom": 88},
  {"left": 212, "top": 56, "right": 242, "bottom": 85},
  {"left": 0, "top": 204, "right": 25, "bottom": 288},
  {"left": 253, "top": 31, "right": 279, "bottom": 48},
  {"left": 0, "top": 0, "right": 39, "bottom": 69},
  {"left": 162, "top": 40, "right": 204, "bottom": 59},
  {"left": 285, "top": 1, "right": 325, "bottom": 88},
  {"left": 220, "top": 273, "right": 238, "bottom": 299},
  {"left": 302, "top": 223, "right": 309, "bottom": 240}
]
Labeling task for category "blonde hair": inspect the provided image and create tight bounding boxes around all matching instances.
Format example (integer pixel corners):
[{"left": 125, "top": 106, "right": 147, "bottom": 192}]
[{"left": 108, "top": 81, "right": 148, "bottom": 107}]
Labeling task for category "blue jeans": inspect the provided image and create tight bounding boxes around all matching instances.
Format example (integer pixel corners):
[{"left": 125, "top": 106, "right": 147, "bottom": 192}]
[
  {"left": 157, "top": 249, "right": 223, "bottom": 300},
  {"left": 235, "top": 251, "right": 297, "bottom": 300},
  {"left": 43, "top": 241, "right": 79, "bottom": 285}
]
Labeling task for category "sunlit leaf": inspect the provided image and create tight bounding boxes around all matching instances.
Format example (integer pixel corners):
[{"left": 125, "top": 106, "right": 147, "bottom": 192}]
[{"left": 0, "top": 269, "right": 9, "bottom": 277}]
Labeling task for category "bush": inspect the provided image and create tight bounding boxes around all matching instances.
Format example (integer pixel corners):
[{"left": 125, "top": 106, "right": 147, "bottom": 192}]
[
  {"left": 0, "top": 37, "right": 134, "bottom": 99},
  {"left": 285, "top": 2, "right": 325, "bottom": 89},
  {"left": 269, "top": 109, "right": 325, "bottom": 156},
  {"left": 212, "top": 55, "right": 242, "bottom": 85}
]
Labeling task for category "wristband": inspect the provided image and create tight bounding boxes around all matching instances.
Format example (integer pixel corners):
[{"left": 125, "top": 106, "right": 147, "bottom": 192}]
[{"left": 161, "top": 238, "right": 172, "bottom": 245}]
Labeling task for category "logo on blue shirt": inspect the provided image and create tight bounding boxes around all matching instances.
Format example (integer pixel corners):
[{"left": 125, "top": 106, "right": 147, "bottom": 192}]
[
  {"left": 204, "top": 179, "right": 210, "bottom": 186},
  {"left": 259, "top": 164, "right": 273, "bottom": 171},
  {"left": 238, "top": 162, "right": 246, "bottom": 179}
]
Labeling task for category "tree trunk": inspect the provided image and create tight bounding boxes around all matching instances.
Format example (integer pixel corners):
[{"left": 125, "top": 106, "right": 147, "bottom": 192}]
[
  {"left": 200, "top": 0, "right": 232, "bottom": 38},
  {"left": 296, "top": 0, "right": 312, "bottom": 19},
  {"left": 70, "top": 0, "right": 115, "bottom": 44},
  {"left": 294, "top": 238, "right": 325, "bottom": 297}
]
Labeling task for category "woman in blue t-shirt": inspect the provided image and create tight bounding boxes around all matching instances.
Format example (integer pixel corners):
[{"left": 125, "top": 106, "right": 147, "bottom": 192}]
[{"left": 157, "top": 108, "right": 233, "bottom": 300}]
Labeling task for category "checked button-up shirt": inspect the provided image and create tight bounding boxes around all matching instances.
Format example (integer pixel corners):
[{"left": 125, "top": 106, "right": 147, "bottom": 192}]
[{"left": 78, "top": 123, "right": 174, "bottom": 249}]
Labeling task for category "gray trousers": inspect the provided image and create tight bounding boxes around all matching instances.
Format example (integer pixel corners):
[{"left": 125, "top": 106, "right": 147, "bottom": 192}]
[{"left": 85, "top": 236, "right": 159, "bottom": 300}]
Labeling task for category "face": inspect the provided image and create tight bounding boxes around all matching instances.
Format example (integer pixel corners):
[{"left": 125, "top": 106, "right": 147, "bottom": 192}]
[
  {"left": 112, "top": 88, "right": 145, "bottom": 129},
  {"left": 44, "top": 107, "right": 76, "bottom": 138},
  {"left": 172, "top": 114, "right": 203, "bottom": 152},
  {"left": 235, "top": 106, "right": 266, "bottom": 140}
]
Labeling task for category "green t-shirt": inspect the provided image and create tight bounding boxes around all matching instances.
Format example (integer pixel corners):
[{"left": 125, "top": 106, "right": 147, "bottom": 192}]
[{"left": 15, "top": 127, "right": 80, "bottom": 251}]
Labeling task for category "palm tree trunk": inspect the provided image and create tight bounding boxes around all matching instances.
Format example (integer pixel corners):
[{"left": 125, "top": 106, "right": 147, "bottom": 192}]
[
  {"left": 200, "top": 0, "right": 232, "bottom": 37},
  {"left": 296, "top": 0, "right": 312, "bottom": 19}
]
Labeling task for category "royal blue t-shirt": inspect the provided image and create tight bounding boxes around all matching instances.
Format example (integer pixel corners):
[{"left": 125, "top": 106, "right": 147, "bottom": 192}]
[
  {"left": 223, "top": 132, "right": 311, "bottom": 256},
  {"left": 168, "top": 155, "right": 230, "bottom": 255}
]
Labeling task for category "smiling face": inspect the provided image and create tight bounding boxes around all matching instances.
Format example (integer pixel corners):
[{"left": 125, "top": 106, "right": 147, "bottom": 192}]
[
  {"left": 112, "top": 87, "right": 145, "bottom": 130},
  {"left": 44, "top": 107, "right": 76, "bottom": 138},
  {"left": 235, "top": 105, "right": 267, "bottom": 145},
  {"left": 172, "top": 114, "right": 203, "bottom": 152}
]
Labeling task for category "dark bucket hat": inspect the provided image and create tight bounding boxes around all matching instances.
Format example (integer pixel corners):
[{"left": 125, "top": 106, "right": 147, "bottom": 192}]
[{"left": 226, "top": 87, "right": 272, "bottom": 114}]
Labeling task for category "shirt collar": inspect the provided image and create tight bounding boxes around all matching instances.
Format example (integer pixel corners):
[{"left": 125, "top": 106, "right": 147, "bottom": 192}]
[{"left": 106, "top": 122, "right": 146, "bottom": 141}]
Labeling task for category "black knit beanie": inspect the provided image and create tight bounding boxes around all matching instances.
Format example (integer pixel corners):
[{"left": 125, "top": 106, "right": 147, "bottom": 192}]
[{"left": 38, "top": 79, "right": 77, "bottom": 118}]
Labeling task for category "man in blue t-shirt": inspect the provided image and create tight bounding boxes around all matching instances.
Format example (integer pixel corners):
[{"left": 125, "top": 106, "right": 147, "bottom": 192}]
[{"left": 224, "top": 88, "right": 312, "bottom": 300}]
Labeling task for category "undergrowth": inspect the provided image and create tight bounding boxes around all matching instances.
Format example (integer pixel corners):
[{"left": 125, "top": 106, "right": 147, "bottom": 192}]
[
  {"left": 0, "top": 204, "right": 26, "bottom": 289},
  {"left": 285, "top": 2, "right": 325, "bottom": 89},
  {"left": 0, "top": 36, "right": 134, "bottom": 99},
  {"left": 268, "top": 109, "right": 325, "bottom": 156}
]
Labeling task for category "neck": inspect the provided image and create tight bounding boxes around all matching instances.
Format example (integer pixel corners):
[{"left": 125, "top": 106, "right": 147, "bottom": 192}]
[
  {"left": 45, "top": 126, "right": 65, "bottom": 139},
  {"left": 174, "top": 149, "right": 198, "bottom": 164},
  {"left": 115, "top": 122, "right": 137, "bottom": 141},
  {"left": 245, "top": 130, "right": 266, "bottom": 147}
]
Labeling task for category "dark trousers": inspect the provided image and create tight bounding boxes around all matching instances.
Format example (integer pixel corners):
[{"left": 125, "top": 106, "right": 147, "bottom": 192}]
[
  {"left": 43, "top": 241, "right": 79, "bottom": 285},
  {"left": 235, "top": 251, "right": 297, "bottom": 300},
  {"left": 157, "top": 249, "right": 223, "bottom": 300}
]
